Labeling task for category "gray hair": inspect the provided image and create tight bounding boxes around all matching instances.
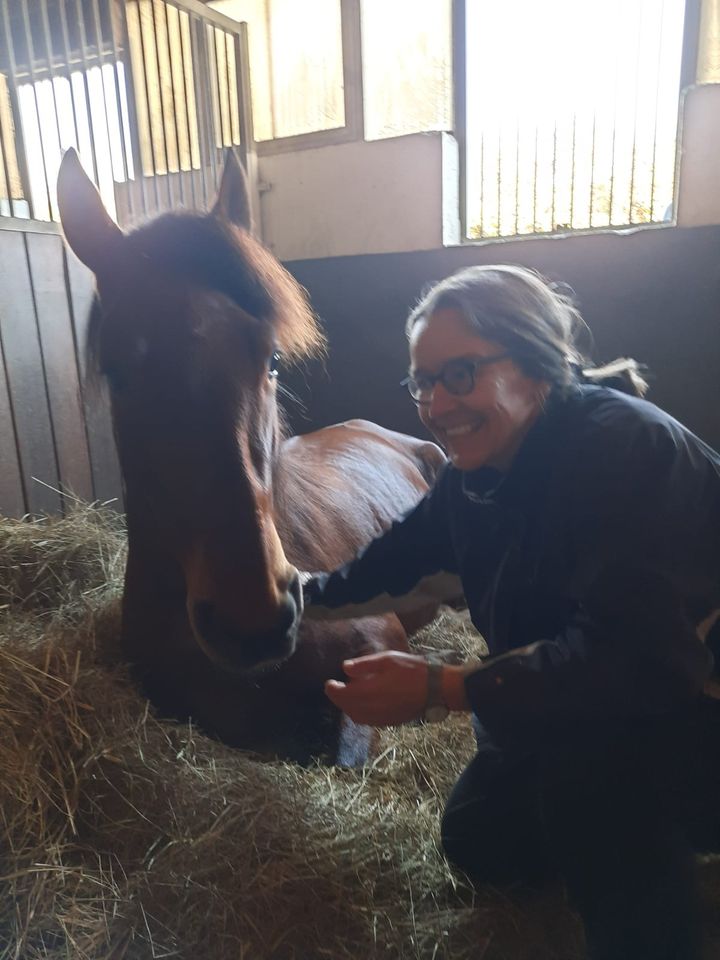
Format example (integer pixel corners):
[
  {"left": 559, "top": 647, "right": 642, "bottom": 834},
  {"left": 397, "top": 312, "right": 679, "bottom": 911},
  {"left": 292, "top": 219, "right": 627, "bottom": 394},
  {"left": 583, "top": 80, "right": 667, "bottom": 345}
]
[{"left": 406, "top": 264, "right": 647, "bottom": 397}]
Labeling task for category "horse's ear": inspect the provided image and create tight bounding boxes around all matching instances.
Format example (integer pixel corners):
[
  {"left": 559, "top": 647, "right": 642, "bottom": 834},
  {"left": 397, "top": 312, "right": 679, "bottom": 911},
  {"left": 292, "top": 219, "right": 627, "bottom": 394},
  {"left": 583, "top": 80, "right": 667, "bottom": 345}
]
[
  {"left": 57, "top": 147, "right": 123, "bottom": 273},
  {"left": 212, "top": 149, "right": 252, "bottom": 232}
]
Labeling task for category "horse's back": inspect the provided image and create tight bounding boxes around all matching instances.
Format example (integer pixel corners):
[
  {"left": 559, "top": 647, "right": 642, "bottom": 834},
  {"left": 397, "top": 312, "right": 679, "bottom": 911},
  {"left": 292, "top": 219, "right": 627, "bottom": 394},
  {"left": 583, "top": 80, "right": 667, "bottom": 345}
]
[
  {"left": 282, "top": 418, "right": 444, "bottom": 493},
  {"left": 277, "top": 420, "right": 444, "bottom": 570}
]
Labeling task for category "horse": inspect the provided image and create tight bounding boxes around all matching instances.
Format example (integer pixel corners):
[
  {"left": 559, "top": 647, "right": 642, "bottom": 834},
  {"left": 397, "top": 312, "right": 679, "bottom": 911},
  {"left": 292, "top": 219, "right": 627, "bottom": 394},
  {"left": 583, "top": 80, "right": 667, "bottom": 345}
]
[{"left": 56, "top": 148, "right": 445, "bottom": 764}]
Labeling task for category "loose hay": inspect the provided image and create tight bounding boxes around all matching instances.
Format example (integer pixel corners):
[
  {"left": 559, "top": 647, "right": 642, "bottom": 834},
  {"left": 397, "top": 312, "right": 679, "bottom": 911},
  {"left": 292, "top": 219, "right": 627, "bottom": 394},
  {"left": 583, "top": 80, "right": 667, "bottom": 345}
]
[{"left": 1, "top": 506, "right": 715, "bottom": 959}]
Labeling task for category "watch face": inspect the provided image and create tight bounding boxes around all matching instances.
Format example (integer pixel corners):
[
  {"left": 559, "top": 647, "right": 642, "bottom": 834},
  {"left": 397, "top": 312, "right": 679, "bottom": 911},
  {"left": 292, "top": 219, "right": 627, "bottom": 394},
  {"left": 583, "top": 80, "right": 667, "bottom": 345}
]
[{"left": 424, "top": 704, "right": 450, "bottom": 724}]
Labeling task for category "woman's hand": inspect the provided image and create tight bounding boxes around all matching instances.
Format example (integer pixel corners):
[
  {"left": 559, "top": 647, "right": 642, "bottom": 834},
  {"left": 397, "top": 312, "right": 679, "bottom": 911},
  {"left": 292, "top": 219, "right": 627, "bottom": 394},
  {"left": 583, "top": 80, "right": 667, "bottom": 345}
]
[{"left": 324, "top": 651, "right": 429, "bottom": 727}]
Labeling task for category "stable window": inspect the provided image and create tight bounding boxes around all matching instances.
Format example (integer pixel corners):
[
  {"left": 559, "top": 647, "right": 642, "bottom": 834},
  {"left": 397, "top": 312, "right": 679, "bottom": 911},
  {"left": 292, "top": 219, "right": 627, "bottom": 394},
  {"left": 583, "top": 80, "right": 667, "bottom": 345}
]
[
  {"left": 457, "top": 0, "right": 691, "bottom": 238},
  {"left": 0, "top": 0, "right": 248, "bottom": 225}
]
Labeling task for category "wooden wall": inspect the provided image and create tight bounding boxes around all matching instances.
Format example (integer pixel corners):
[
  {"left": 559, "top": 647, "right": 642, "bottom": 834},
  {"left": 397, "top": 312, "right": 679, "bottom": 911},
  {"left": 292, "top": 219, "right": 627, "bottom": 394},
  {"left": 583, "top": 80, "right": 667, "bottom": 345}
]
[{"left": 0, "top": 223, "right": 122, "bottom": 518}]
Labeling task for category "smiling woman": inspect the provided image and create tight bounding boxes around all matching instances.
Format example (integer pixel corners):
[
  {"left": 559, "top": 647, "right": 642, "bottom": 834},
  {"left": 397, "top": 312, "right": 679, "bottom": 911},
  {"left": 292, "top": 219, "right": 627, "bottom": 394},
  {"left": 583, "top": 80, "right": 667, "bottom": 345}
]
[{"left": 303, "top": 263, "right": 720, "bottom": 960}]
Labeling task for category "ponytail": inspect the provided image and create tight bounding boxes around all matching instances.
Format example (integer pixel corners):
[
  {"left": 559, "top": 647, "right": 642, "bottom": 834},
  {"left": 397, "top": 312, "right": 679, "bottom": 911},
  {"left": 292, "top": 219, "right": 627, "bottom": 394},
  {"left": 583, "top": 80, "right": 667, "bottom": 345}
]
[{"left": 577, "top": 358, "right": 649, "bottom": 398}]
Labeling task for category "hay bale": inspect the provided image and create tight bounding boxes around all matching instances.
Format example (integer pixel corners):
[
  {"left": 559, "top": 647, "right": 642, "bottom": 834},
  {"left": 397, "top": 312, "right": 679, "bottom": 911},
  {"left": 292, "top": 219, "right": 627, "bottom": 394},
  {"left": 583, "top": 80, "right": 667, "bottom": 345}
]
[{"left": 6, "top": 506, "right": 715, "bottom": 959}]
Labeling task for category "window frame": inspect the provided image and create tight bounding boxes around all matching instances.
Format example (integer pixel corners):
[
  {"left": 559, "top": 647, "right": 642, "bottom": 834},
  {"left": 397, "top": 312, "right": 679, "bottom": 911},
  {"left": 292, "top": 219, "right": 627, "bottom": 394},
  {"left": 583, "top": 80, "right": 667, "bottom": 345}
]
[
  {"left": 452, "top": 0, "right": 704, "bottom": 242},
  {"left": 255, "top": 0, "right": 364, "bottom": 156}
]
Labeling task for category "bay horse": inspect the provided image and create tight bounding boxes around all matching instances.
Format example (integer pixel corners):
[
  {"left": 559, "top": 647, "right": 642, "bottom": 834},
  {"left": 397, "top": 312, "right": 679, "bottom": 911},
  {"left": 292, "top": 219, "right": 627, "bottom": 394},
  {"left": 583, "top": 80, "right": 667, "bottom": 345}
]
[{"left": 57, "top": 149, "right": 445, "bottom": 764}]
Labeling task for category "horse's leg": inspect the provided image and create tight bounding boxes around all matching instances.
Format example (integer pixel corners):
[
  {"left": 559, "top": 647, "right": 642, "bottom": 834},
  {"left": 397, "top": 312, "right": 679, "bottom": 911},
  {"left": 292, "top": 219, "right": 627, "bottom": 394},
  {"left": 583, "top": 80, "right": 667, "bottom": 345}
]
[{"left": 335, "top": 713, "right": 379, "bottom": 768}]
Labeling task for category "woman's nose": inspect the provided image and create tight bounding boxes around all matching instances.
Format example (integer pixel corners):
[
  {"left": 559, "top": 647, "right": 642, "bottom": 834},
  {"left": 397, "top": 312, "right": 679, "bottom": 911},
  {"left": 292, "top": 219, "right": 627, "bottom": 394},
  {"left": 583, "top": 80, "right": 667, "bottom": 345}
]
[{"left": 427, "top": 381, "right": 458, "bottom": 418}]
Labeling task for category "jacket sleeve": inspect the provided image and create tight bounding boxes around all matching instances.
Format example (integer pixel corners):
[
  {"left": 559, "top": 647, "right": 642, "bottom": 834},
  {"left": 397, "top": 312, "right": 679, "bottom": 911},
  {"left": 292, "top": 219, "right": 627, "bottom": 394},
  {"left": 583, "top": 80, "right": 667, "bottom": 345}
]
[
  {"left": 464, "top": 411, "right": 717, "bottom": 740},
  {"left": 302, "top": 466, "right": 462, "bottom": 620}
]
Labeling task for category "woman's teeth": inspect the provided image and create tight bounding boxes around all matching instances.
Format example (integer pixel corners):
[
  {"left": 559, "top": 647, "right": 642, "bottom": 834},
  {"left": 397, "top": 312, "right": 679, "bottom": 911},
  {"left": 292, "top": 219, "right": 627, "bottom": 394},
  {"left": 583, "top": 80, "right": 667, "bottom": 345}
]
[{"left": 445, "top": 422, "right": 480, "bottom": 437}]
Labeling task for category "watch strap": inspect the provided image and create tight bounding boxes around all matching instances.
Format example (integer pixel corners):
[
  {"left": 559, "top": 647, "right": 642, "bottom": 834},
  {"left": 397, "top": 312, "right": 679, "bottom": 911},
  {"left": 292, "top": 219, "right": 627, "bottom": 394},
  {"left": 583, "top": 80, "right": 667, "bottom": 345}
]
[{"left": 424, "top": 655, "right": 449, "bottom": 723}]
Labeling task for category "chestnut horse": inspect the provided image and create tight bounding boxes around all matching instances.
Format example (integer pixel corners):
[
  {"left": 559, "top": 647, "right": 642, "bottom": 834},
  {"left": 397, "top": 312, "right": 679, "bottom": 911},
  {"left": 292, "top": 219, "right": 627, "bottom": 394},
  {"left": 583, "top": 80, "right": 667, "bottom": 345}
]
[{"left": 57, "top": 149, "right": 444, "bottom": 763}]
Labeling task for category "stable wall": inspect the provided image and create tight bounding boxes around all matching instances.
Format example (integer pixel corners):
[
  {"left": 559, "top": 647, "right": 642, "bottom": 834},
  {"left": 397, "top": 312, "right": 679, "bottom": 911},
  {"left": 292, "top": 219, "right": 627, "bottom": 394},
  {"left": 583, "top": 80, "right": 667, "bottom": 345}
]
[{"left": 283, "top": 224, "right": 720, "bottom": 452}]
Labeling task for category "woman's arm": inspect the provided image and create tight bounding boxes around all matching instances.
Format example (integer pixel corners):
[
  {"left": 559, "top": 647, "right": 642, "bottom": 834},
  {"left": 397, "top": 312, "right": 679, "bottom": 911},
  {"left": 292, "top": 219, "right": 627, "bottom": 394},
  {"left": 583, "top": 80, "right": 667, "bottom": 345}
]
[
  {"left": 302, "top": 470, "right": 462, "bottom": 620},
  {"left": 324, "top": 651, "right": 474, "bottom": 726}
]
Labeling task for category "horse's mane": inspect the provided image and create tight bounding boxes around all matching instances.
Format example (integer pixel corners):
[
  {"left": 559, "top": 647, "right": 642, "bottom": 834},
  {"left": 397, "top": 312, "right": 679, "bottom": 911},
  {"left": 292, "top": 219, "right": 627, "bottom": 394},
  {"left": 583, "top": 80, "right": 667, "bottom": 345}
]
[{"left": 87, "top": 212, "right": 325, "bottom": 373}]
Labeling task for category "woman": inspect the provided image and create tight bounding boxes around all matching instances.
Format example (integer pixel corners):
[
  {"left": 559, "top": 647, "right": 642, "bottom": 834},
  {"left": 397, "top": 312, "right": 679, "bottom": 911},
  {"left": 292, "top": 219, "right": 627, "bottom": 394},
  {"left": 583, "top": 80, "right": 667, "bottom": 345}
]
[{"left": 301, "top": 264, "right": 720, "bottom": 960}]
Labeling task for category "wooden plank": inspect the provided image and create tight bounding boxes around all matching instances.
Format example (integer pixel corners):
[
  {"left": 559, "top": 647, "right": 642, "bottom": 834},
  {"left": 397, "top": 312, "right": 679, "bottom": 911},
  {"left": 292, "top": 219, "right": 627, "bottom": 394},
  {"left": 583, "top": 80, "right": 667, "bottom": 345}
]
[
  {"left": 0, "top": 231, "right": 61, "bottom": 516},
  {"left": 0, "top": 337, "right": 26, "bottom": 518},
  {"left": 65, "top": 251, "right": 124, "bottom": 510},
  {"left": 26, "top": 233, "right": 94, "bottom": 506}
]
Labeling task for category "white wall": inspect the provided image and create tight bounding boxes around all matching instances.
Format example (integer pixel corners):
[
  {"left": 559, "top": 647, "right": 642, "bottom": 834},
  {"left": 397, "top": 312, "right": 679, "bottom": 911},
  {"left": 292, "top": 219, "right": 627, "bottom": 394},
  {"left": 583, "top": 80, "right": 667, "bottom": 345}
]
[
  {"left": 256, "top": 133, "right": 457, "bottom": 261},
  {"left": 675, "top": 84, "right": 720, "bottom": 227},
  {"left": 252, "top": 86, "right": 720, "bottom": 262}
]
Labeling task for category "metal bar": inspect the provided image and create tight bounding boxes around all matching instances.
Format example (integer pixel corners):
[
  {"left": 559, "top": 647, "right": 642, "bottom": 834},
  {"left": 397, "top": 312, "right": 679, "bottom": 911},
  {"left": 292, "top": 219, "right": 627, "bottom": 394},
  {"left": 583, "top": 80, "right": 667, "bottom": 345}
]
[
  {"left": 190, "top": 13, "right": 215, "bottom": 203},
  {"left": 495, "top": 125, "right": 502, "bottom": 236},
  {"left": 176, "top": 6, "right": 198, "bottom": 207},
  {"left": 532, "top": 124, "right": 538, "bottom": 233},
  {"left": 648, "top": 0, "right": 667, "bottom": 221},
  {"left": 70, "top": 0, "right": 101, "bottom": 183},
  {"left": 588, "top": 111, "right": 597, "bottom": 227},
  {"left": 477, "top": 129, "right": 484, "bottom": 238},
  {"left": 117, "top": 0, "right": 149, "bottom": 218},
  {"left": 103, "top": 0, "right": 134, "bottom": 219},
  {"left": 569, "top": 112, "right": 576, "bottom": 228},
  {"left": 90, "top": 0, "right": 123, "bottom": 204},
  {"left": 224, "top": 31, "right": 237, "bottom": 145},
  {"left": 340, "top": 0, "right": 364, "bottom": 141},
  {"left": 0, "top": 105, "right": 14, "bottom": 215},
  {"left": 19, "top": 0, "right": 55, "bottom": 217},
  {"left": 161, "top": 0, "right": 185, "bottom": 204},
  {"left": 210, "top": 27, "right": 232, "bottom": 147},
  {"left": 233, "top": 23, "right": 254, "bottom": 157},
  {"left": 513, "top": 118, "right": 519, "bottom": 236},
  {"left": 452, "top": 0, "right": 467, "bottom": 239},
  {"left": 265, "top": 0, "right": 276, "bottom": 139},
  {"left": 627, "top": 1, "right": 644, "bottom": 224},
  {"left": 0, "top": 38, "right": 17, "bottom": 217},
  {"left": 166, "top": 0, "right": 243, "bottom": 32},
  {"left": 607, "top": 44, "right": 620, "bottom": 225},
  {"left": 225, "top": 31, "right": 239, "bottom": 147},
  {"left": 57, "top": 0, "right": 82, "bottom": 149},
  {"left": 133, "top": 0, "right": 162, "bottom": 210},
  {"left": 550, "top": 116, "right": 557, "bottom": 231},
  {"left": 149, "top": 0, "right": 173, "bottom": 207},
  {"left": 678, "top": 0, "right": 702, "bottom": 91},
  {"left": 206, "top": 23, "right": 223, "bottom": 167},
  {"left": 38, "top": 0, "right": 64, "bottom": 153}
]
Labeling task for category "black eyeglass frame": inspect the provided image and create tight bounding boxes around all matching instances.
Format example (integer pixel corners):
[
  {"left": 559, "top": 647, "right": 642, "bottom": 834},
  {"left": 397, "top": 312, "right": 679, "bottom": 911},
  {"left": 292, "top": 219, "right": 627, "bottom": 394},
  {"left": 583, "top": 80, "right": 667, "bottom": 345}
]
[{"left": 401, "top": 353, "right": 511, "bottom": 405}]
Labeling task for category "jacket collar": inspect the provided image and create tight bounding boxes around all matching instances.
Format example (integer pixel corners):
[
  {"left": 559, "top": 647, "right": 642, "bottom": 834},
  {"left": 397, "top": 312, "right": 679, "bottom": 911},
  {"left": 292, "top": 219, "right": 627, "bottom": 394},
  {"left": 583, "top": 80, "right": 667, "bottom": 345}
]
[{"left": 459, "top": 384, "right": 579, "bottom": 508}]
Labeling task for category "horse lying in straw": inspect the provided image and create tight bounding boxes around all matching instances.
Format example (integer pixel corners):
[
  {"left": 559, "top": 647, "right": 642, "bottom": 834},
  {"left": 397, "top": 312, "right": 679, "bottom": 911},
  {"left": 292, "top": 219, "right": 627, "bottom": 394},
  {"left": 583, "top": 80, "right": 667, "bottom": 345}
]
[{"left": 57, "top": 149, "right": 444, "bottom": 764}]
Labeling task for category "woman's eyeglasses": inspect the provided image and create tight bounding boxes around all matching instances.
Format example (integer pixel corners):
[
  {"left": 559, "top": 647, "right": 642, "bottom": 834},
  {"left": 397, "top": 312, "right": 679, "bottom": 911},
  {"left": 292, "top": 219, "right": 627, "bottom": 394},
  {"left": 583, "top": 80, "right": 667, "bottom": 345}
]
[{"left": 401, "top": 354, "right": 510, "bottom": 405}]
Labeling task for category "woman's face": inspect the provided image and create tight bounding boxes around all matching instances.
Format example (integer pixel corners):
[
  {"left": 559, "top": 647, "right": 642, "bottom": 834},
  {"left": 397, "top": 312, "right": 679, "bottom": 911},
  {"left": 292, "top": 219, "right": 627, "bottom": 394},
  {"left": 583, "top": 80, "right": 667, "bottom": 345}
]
[{"left": 409, "top": 307, "right": 549, "bottom": 472}]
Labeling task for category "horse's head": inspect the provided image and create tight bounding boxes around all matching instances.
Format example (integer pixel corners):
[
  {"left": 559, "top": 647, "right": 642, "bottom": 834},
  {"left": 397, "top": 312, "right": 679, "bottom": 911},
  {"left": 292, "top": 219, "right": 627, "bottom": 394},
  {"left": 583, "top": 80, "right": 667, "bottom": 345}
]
[{"left": 57, "top": 149, "right": 324, "bottom": 675}]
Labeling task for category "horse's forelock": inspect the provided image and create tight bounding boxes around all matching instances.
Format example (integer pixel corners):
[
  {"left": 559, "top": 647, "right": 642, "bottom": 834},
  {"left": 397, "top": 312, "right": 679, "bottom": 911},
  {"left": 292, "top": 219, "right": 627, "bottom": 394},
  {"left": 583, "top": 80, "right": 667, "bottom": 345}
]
[
  {"left": 125, "top": 213, "right": 325, "bottom": 361},
  {"left": 242, "top": 235, "right": 325, "bottom": 362}
]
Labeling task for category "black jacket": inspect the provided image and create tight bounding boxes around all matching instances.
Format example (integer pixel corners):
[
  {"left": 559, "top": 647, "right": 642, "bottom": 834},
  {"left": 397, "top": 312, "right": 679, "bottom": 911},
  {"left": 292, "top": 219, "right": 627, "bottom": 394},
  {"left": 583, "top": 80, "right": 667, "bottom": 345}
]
[{"left": 304, "top": 385, "right": 720, "bottom": 741}]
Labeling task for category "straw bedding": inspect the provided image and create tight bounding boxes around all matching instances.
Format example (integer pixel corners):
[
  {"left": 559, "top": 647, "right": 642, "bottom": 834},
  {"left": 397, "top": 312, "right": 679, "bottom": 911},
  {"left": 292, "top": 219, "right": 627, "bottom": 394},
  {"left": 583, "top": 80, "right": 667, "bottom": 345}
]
[{"left": 1, "top": 507, "right": 718, "bottom": 959}]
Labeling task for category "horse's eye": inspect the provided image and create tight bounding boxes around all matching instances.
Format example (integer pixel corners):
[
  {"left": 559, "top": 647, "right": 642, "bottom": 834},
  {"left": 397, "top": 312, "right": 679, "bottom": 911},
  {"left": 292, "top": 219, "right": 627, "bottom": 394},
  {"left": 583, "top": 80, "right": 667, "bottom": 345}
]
[{"left": 268, "top": 352, "right": 280, "bottom": 379}]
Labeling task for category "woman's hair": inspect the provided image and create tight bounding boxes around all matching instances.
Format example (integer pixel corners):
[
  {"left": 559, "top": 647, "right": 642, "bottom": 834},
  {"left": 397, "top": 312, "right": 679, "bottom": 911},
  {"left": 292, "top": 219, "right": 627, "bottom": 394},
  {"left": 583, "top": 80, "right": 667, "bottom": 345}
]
[{"left": 406, "top": 264, "right": 648, "bottom": 397}]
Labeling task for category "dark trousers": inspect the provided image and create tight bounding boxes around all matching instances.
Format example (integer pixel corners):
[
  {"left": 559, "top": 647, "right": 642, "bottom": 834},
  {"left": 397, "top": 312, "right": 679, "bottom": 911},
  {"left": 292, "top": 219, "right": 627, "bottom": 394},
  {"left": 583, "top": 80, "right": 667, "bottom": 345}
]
[{"left": 441, "top": 699, "right": 720, "bottom": 960}]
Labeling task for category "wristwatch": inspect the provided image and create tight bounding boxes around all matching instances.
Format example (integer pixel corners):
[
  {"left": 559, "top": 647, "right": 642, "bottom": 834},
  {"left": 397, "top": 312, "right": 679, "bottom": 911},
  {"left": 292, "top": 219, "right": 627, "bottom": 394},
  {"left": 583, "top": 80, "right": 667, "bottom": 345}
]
[{"left": 424, "top": 655, "right": 450, "bottom": 724}]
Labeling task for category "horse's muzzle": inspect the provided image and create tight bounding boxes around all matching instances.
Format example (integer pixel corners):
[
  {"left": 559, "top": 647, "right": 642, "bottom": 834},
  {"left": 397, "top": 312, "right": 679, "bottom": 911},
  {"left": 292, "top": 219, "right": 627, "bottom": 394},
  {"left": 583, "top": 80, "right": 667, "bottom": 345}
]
[{"left": 191, "top": 572, "right": 304, "bottom": 674}]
